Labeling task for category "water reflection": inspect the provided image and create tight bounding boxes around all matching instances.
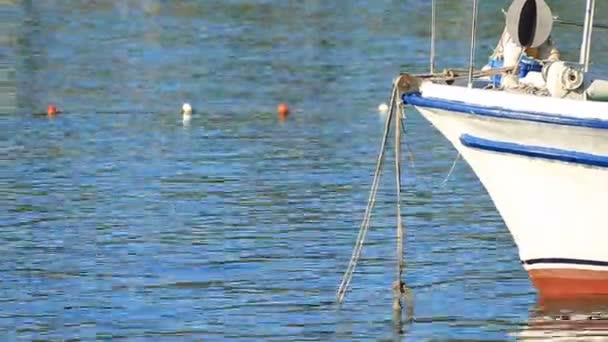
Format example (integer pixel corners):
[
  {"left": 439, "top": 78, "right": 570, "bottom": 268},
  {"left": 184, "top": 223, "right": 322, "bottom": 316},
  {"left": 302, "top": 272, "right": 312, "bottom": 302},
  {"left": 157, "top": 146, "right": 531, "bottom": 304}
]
[
  {"left": 15, "top": 0, "right": 45, "bottom": 114},
  {"left": 517, "top": 299, "right": 608, "bottom": 340},
  {"left": 0, "top": 1, "right": 18, "bottom": 114}
]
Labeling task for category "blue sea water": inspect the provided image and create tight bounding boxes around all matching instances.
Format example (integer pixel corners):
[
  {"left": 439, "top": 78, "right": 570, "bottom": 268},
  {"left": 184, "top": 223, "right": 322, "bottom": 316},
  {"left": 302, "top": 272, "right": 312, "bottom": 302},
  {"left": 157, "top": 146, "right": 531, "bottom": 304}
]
[{"left": 2, "top": 0, "right": 608, "bottom": 340}]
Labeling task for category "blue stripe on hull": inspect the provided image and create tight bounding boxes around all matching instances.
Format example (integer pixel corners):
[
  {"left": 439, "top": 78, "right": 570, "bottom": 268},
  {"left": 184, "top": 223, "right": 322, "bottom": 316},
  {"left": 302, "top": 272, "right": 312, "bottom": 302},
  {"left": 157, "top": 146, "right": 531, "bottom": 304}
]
[
  {"left": 403, "top": 92, "right": 608, "bottom": 130},
  {"left": 523, "top": 258, "right": 608, "bottom": 268},
  {"left": 459, "top": 134, "right": 608, "bottom": 168}
]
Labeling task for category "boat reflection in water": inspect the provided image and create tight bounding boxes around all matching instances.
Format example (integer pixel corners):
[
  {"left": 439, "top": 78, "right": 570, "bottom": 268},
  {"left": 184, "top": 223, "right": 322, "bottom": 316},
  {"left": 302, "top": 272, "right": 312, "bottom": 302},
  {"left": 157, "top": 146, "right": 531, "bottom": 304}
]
[{"left": 515, "top": 298, "right": 608, "bottom": 340}]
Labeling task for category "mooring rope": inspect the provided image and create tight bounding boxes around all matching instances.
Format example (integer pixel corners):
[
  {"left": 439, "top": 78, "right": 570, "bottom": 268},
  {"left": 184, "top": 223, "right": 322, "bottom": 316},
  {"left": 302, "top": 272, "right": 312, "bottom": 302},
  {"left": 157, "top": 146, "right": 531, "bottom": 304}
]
[
  {"left": 336, "top": 83, "right": 398, "bottom": 304},
  {"left": 336, "top": 80, "right": 460, "bottom": 305},
  {"left": 395, "top": 101, "right": 414, "bottom": 325},
  {"left": 393, "top": 91, "right": 407, "bottom": 319},
  {"left": 440, "top": 152, "right": 461, "bottom": 188},
  {"left": 337, "top": 69, "right": 512, "bottom": 306},
  {"left": 395, "top": 101, "right": 404, "bottom": 282},
  {"left": 338, "top": 68, "right": 517, "bottom": 317},
  {"left": 399, "top": 107, "right": 417, "bottom": 170}
]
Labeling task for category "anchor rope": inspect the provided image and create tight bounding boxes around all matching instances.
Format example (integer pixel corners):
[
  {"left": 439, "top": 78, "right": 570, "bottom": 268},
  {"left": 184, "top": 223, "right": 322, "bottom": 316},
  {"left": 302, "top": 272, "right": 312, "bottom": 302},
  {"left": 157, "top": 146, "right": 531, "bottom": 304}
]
[
  {"left": 395, "top": 98, "right": 404, "bottom": 282},
  {"left": 399, "top": 106, "right": 417, "bottom": 170},
  {"left": 396, "top": 100, "right": 414, "bottom": 324},
  {"left": 440, "top": 152, "right": 461, "bottom": 188},
  {"left": 336, "top": 83, "right": 398, "bottom": 304},
  {"left": 337, "top": 68, "right": 516, "bottom": 312},
  {"left": 337, "top": 71, "right": 480, "bottom": 305}
]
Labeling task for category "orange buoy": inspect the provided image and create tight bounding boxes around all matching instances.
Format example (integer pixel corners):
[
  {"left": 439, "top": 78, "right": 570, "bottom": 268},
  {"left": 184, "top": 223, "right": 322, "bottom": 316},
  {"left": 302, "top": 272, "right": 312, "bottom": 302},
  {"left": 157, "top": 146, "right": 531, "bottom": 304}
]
[
  {"left": 277, "top": 103, "right": 289, "bottom": 119},
  {"left": 47, "top": 105, "right": 58, "bottom": 117}
]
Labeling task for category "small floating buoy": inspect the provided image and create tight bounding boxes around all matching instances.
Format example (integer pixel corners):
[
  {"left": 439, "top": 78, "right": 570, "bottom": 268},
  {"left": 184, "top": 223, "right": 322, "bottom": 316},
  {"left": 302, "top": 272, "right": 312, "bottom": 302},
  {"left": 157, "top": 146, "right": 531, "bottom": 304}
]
[
  {"left": 181, "top": 103, "right": 192, "bottom": 123},
  {"left": 47, "top": 105, "right": 58, "bottom": 117},
  {"left": 277, "top": 103, "right": 289, "bottom": 120},
  {"left": 378, "top": 102, "right": 389, "bottom": 114}
]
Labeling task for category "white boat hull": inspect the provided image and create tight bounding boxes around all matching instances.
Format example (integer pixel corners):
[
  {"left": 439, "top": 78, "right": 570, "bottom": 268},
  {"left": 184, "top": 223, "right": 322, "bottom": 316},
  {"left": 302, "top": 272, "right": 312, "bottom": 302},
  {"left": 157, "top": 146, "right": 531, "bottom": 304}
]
[{"left": 408, "top": 82, "right": 608, "bottom": 298}]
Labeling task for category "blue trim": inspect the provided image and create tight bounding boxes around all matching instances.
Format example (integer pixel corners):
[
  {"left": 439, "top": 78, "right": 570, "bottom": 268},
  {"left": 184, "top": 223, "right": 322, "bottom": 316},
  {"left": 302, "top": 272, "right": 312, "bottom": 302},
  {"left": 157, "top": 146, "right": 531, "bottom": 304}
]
[
  {"left": 403, "top": 92, "right": 608, "bottom": 130},
  {"left": 523, "top": 258, "right": 608, "bottom": 267},
  {"left": 460, "top": 134, "right": 608, "bottom": 168}
]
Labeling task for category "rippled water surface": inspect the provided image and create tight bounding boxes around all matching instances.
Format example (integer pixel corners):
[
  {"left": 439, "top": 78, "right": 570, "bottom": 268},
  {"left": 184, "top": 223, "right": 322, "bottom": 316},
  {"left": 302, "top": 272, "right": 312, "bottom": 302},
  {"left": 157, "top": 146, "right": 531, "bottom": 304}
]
[{"left": 3, "top": 0, "right": 608, "bottom": 340}]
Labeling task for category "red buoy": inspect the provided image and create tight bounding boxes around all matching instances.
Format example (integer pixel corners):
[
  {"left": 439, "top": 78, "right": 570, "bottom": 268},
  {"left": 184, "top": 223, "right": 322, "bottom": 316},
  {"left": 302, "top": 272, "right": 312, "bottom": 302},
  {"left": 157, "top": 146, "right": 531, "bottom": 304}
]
[
  {"left": 47, "top": 105, "right": 58, "bottom": 117},
  {"left": 277, "top": 103, "right": 289, "bottom": 120}
]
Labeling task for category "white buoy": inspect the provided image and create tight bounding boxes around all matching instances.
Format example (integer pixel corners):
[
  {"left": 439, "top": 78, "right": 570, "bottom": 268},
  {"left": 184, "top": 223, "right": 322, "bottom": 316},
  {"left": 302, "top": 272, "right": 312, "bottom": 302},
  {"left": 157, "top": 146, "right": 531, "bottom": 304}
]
[
  {"left": 378, "top": 102, "right": 389, "bottom": 114},
  {"left": 181, "top": 103, "right": 192, "bottom": 124}
]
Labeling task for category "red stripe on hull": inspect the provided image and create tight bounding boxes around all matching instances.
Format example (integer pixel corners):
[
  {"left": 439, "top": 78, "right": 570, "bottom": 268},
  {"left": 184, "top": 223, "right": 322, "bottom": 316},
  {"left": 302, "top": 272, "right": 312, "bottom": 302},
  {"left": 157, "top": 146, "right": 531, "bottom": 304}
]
[{"left": 530, "top": 269, "right": 608, "bottom": 299}]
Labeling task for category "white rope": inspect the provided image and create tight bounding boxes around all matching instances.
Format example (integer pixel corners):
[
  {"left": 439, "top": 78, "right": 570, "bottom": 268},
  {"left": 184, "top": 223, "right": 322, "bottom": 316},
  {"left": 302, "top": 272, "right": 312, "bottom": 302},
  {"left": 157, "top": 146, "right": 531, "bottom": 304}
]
[{"left": 440, "top": 152, "right": 461, "bottom": 189}]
